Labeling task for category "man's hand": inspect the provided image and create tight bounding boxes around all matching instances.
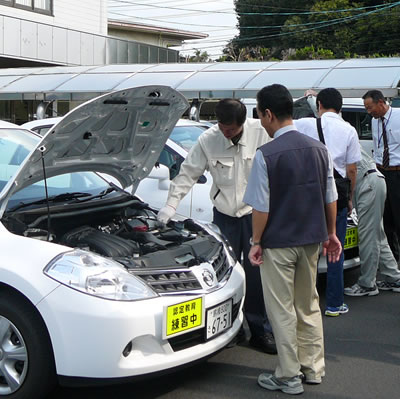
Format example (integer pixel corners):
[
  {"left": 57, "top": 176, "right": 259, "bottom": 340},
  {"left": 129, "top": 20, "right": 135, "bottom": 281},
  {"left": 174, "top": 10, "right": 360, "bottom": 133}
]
[
  {"left": 322, "top": 233, "right": 342, "bottom": 263},
  {"left": 157, "top": 205, "right": 176, "bottom": 224},
  {"left": 305, "top": 89, "right": 318, "bottom": 97},
  {"left": 347, "top": 199, "right": 353, "bottom": 214},
  {"left": 248, "top": 244, "right": 263, "bottom": 266}
]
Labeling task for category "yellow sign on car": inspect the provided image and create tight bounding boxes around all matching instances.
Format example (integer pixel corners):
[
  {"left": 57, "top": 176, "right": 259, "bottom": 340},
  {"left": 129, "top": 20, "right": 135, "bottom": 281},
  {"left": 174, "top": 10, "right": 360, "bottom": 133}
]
[
  {"left": 163, "top": 296, "right": 205, "bottom": 339},
  {"left": 344, "top": 226, "right": 358, "bottom": 249}
]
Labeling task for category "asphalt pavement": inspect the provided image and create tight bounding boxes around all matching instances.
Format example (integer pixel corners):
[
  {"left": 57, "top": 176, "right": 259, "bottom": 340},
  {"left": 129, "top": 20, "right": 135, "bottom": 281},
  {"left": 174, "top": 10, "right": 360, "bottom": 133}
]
[{"left": 50, "top": 267, "right": 400, "bottom": 399}]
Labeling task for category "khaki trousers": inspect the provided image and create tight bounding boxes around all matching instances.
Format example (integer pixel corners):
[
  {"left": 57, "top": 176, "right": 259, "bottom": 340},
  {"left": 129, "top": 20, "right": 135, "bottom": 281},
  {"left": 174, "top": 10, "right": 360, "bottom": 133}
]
[{"left": 259, "top": 244, "right": 324, "bottom": 380}]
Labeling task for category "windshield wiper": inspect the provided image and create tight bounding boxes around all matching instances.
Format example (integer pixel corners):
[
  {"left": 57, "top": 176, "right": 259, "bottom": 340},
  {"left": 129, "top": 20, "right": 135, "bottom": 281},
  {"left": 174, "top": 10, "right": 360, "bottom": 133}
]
[
  {"left": 76, "top": 183, "right": 131, "bottom": 203},
  {"left": 7, "top": 192, "right": 92, "bottom": 212}
]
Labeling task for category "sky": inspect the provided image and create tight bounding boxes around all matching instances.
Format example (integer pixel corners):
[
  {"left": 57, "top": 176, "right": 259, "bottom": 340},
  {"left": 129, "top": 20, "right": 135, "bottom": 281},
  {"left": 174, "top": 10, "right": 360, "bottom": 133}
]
[{"left": 108, "top": 0, "right": 239, "bottom": 59}]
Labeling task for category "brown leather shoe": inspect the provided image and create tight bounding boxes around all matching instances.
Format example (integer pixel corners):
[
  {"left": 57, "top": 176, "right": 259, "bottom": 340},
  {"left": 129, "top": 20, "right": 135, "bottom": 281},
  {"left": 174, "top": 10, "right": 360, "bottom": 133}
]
[{"left": 249, "top": 333, "right": 277, "bottom": 354}]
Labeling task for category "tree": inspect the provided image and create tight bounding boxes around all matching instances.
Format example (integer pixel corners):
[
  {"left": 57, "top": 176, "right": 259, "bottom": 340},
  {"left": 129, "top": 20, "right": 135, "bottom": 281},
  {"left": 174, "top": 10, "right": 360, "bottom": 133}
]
[
  {"left": 229, "top": 0, "right": 400, "bottom": 60},
  {"left": 185, "top": 50, "right": 211, "bottom": 63}
]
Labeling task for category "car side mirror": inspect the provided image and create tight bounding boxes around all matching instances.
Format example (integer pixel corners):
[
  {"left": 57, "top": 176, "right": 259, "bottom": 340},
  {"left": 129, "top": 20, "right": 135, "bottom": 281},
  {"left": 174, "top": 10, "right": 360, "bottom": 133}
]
[
  {"left": 148, "top": 164, "right": 170, "bottom": 190},
  {"left": 197, "top": 175, "right": 207, "bottom": 184}
]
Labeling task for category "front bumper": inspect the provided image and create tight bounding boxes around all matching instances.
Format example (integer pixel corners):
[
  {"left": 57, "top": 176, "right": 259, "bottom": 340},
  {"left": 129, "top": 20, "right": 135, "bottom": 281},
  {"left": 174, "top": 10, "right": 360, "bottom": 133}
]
[{"left": 37, "top": 261, "right": 245, "bottom": 379}]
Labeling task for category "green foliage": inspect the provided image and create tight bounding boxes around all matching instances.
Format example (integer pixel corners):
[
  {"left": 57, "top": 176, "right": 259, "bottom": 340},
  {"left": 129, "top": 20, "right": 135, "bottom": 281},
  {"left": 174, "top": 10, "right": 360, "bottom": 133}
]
[
  {"left": 230, "top": 0, "right": 400, "bottom": 60},
  {"left": 289, "top": 45, "right": 335, "bottom": 60},
  {"left": 186, "top": 50, "right": 211, "bottom": 63}
]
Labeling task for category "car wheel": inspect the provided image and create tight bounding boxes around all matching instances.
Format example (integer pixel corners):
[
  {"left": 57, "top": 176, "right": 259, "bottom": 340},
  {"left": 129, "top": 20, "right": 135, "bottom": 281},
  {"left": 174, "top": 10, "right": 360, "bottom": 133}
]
[{"left": 0, "top": 292, "right": 56, "bottom": 398}]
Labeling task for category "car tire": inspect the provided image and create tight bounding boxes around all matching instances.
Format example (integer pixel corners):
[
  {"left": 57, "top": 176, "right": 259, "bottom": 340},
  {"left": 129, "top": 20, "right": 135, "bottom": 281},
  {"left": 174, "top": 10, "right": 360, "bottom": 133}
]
[{"left": 0, "top": 291, "right": 56, "bottom": 399}]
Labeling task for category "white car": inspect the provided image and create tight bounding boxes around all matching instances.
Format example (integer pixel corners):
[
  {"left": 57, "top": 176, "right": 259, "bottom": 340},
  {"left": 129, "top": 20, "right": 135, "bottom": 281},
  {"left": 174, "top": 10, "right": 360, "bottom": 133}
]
[
  {"left": 22, "top": 112, "right": 360, "bottom": 274},
  {"left": 22, "top": 117, "right": 215, "bottom": 223},
  {"left": 1, "top": 86, "right": 245, "bottom": 398}
]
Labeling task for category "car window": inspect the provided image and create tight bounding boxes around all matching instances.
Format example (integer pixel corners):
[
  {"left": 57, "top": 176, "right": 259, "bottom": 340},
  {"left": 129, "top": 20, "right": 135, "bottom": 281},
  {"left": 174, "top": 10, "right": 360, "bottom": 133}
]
[
  {"left": 158, "top": 147, "right": 184, "bottom": 180},
  {"left": 341, "top": 109, "right": 372, "bottom": 140},
  {"left": 0, "top": 128, "right": 38, "bottom": 190},
  {"left": 33, "top": 125, "right": 53, "bottom": 136},
  {"left": 169, "top": 125, "right": 208, "bottom": 151},
  {"left": 0, "top": 128, "right": 112, "bottom": 209},
  {"left": 7, "top": 172, "right": 111, "bottom": 210}
]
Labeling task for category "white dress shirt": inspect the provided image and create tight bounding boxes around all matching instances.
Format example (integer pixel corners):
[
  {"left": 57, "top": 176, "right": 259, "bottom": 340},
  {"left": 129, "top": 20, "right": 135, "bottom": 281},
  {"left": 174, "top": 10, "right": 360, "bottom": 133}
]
[
  {"left": 166, "top": 118, "right": 270, "bottom": 218},
  {"left": 294, "top": 112, "right": 361, "bottom": 177},
  {"left": 243, "top": 126, "right": 337, "bottom": 213},
  {"left": 371, "top": 106, "right": 400, "bottom": 166}
]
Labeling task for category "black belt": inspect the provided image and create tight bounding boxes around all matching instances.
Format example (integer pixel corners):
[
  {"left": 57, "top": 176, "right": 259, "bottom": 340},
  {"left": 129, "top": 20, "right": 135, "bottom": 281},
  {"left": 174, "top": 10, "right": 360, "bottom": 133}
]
[
  {"left": 376, "top": 164, "right": 400, "bottom": 171},
  {"left": 363, "top": 169, "right": 377, "bottom": 177}
]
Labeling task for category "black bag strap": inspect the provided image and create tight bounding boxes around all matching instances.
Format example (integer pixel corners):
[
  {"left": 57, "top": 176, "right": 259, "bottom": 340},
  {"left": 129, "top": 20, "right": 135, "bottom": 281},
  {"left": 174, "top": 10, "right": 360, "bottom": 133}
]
[
  {"left": 316, "top": 118, "right": 342, "bottom": 179},
  {"left": 316, "top": 118, "right": 325, "bottom": 144}
]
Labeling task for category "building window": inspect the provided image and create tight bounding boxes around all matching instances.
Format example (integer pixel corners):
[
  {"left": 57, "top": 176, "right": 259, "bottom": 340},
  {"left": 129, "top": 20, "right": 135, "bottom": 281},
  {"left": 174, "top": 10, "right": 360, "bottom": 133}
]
[{"left": 0, "top": 0, "right": 53, "bottom": 15}]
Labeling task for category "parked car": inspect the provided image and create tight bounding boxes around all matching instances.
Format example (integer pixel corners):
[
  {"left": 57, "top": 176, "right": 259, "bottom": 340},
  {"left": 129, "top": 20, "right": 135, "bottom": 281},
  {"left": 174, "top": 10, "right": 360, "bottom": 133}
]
[
  {"left": 22, "top": 117, "right": 214, "bottom": 222},
  {"left": 1, "top": 86, "right": 245, "bottom": 398},
  {"left": 21, "top": 108, "right": 360, "bottom": 275}
]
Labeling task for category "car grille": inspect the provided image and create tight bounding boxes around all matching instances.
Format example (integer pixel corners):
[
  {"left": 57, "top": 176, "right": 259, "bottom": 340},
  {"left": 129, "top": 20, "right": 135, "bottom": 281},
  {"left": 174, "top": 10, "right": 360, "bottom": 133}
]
[
  {"left": 132, "top": 270, "right": 202, "bottom": 293},
  {"left": 211, "top": 245, "right": 230, "bottom": 282},
  {"left": 168, "top": 301, "right": 241, "bottom": 352},
  {"left": 130, "top": 245, "right": 231, "bottom": 294}
]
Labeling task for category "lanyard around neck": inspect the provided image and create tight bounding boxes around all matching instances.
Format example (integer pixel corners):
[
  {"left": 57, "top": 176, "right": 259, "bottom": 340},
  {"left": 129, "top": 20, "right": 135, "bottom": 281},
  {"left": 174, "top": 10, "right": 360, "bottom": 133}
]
[{"left": 378, "top": 108, "right": 392, "bottom": 148}]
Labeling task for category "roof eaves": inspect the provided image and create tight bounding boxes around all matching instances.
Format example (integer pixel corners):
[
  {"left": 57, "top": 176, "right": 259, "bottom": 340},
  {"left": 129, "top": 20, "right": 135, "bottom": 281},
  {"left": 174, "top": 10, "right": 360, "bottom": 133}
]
[{"left": 108, "top": 19, "right": 208, "bottom": 40}]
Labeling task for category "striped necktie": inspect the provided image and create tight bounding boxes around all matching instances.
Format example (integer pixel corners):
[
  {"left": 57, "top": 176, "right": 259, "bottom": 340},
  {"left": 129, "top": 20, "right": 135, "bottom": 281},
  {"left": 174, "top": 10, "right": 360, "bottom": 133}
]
[{"left": 381, "top": 117, "right": 390, "bottom": 168}]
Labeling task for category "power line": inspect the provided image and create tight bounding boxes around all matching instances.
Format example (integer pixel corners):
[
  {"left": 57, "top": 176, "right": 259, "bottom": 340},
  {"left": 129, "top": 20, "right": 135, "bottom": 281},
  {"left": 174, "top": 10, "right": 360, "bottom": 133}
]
[
  {"left": 109, "top": 0, "right": 400, "bottom": 16},
  {"left": 175, "top": 4, "right": 400, "bottom": 52}
]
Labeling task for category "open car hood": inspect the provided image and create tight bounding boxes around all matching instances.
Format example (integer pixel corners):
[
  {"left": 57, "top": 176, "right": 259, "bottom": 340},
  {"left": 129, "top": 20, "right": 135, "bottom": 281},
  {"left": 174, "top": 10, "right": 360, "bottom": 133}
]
[{"left": 0, "top": 86, "right": 188, "bottom": 215}]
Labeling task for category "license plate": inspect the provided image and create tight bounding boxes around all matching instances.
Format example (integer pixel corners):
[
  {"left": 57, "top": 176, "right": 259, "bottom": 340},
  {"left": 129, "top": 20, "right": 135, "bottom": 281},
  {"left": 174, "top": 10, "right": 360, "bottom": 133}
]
[
  {"left": 344, "top": 226, "right": 358, "bottom": 249},
  {"left": 163, "top": 297, "right": 205, "bottom": 339},
  {"left": 206, "top": 299, "right": 233, "bottom": 340}
]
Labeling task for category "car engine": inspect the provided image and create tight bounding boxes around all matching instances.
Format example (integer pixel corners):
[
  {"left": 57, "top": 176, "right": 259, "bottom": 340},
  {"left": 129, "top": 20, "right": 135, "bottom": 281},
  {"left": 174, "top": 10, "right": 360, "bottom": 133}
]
[{"left": 4, "top": 198, "right": 233, "bottom": 294}]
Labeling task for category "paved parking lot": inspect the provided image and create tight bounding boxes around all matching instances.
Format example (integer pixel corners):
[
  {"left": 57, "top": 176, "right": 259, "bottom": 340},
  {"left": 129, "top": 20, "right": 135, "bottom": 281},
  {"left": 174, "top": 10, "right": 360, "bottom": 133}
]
[{"left": 50, "top": 267, "right": 400, "bottom": 399}]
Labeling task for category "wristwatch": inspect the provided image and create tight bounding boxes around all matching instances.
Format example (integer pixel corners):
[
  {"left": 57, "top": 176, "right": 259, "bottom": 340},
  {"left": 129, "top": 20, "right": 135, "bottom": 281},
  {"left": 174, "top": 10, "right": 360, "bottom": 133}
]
[{"left": 249, "top": 237, "right": 261, "bottom": 246}]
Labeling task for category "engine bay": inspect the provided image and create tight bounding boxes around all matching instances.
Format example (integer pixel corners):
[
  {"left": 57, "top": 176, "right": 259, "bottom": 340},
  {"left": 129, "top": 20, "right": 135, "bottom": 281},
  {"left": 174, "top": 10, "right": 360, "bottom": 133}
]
[{"left": 4, "top": 198, "right": 225, "bottom": 273}]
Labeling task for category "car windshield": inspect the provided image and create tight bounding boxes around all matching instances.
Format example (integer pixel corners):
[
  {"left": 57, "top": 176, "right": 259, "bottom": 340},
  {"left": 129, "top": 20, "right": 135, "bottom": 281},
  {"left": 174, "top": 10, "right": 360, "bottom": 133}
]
[
  {"left": 169, "top": 124, "right": 208, "bottom": 151},
  {"left": 0, "top": 128, "right": 111, "bottom": 210}
]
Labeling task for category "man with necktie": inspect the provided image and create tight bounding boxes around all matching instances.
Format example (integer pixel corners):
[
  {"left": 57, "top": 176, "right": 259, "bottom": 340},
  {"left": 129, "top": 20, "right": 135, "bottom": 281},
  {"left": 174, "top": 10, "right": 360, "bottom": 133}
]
[{"left": 363, "top": 90, "right": 400, "bottom": 269}]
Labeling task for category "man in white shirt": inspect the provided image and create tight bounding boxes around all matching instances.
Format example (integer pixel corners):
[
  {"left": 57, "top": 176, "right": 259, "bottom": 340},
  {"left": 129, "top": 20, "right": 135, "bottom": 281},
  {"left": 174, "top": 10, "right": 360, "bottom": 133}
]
[
  {"left": 157, "top": 99, "right": 276, "bottom": 353},
  {"left": 294, "top": 88, "right": 361, "bottom": 317},
  {"left": 362, "top": 89, "right": 400, "bottom": 264}
]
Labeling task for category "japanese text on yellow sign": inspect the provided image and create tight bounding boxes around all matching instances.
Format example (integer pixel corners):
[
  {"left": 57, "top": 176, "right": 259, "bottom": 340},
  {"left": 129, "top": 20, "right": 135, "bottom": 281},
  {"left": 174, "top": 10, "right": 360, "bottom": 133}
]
[
  {"left": 166, "top": 297, "right": 203, "bottom": 337},
  {"left": 344, "top": 227, "right": 358, "bottom": 249}
]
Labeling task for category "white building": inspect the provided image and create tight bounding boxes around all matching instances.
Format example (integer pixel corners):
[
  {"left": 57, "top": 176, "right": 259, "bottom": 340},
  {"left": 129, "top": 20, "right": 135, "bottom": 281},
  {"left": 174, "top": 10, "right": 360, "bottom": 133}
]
[
  {"left": 0, "top": 0, "right": 206, "bottom": 122},
  {"left": 0, "top": 0, "right": 205, "bottom": 68}
]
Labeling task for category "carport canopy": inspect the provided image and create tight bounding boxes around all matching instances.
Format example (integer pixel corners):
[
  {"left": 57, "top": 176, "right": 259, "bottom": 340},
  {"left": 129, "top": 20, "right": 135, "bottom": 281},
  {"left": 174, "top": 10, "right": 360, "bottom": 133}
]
[{"left": 0, "top": 58, "right": 399, "bottom": 101}]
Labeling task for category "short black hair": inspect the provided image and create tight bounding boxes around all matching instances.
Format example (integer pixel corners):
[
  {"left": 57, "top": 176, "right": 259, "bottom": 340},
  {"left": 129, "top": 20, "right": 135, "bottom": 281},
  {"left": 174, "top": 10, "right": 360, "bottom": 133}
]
[
  {"left": 256, "top": 84, "right": 293, "bottom": 121},
  {"left": 362, "top": 89, "right": 386, "bottom": 103},
  {"left": 215, "top": 99, "right": 247, "bottom": 126},
  {"left": 316, "top": 88, "right": 342, "bottom": 113}
]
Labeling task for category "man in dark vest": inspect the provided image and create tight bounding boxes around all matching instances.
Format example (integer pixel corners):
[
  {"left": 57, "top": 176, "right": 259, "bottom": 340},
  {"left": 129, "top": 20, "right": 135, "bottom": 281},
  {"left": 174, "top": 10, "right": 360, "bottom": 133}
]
[{"left": 244, "top": 84, "right": 342, "bottom": 395}]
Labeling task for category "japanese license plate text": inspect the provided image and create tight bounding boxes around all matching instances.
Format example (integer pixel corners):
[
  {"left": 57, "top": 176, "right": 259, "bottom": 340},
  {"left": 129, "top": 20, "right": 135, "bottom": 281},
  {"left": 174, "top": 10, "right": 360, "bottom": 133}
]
[{"left": 206, "top": 299, "right": 233, "bottom": 340}]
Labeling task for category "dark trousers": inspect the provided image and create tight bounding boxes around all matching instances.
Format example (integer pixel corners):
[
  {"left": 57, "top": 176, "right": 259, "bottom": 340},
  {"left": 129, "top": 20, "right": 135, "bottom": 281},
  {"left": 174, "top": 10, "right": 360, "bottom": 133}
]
[
  {"left": 213, "top": 208, "right": 272, "bottom": 337},
  {"left": 380, "top": 169, "right": 400, "bottom": 261},
  {"left": 326, "top": 207, "right": 347, "bottom": 308}
]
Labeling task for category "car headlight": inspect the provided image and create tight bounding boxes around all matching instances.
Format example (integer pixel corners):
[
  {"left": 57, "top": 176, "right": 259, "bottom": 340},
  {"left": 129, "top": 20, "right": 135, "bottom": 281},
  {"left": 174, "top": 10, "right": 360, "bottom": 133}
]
[{"left": 44, "top": 249, "right": 158, "bottom": 301}]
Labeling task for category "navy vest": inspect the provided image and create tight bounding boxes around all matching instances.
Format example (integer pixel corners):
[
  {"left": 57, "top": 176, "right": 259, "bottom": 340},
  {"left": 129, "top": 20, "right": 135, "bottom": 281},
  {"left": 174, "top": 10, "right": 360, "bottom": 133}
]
[{"left": 259, "top": 130, "right": 329, "bottom": 248}]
